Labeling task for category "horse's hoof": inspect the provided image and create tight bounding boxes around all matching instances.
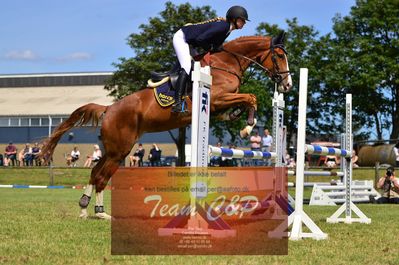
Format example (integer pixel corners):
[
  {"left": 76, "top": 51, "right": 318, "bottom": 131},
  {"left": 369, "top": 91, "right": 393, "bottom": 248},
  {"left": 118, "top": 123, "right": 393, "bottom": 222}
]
[
  {"left": 239, "top": 119, "right": 257, "bottom": 138},
  {"left": 247, "top": 118, "right": 257, "bottom": 127},
  {"left": 95, "top": 212, "right": 112, "bottom": 220},
  {"left": 240, "top": 128, "right": 249, "bottom": 138},
  {"left": 79, "top": 194, "right": 91, "bottom": 208},
  {"left": 79, "top": 208, "right": 88, "bottom": 219}
]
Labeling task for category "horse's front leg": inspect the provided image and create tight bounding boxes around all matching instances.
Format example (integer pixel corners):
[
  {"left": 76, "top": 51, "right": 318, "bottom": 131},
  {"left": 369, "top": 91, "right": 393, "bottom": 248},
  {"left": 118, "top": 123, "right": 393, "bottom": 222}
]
[
  {"left": 241, "top": 105, "right": 257, "bottom": 138},
  {"left": 211, "top": 93, "right": 257, "bottom": 138}
]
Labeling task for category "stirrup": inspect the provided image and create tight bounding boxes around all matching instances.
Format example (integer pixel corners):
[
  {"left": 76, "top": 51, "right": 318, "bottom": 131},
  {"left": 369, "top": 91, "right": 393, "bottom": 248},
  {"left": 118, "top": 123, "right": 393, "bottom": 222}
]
[{"left": 171, "top": 101, "right": 183, "bottom": 113}]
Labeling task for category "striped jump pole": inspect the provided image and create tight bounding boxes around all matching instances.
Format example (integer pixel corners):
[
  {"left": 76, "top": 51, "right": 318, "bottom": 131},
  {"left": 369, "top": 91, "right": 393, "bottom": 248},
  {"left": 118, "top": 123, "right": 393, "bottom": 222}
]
[
  {"left": 287, "top": 171, "right": 345, "bottom": 177},
  {"left": 209, "top": 146, "right": 276, "bottom": 160},
  {"left": 305, "top": 145, "right": 351, "bottom": 158}
]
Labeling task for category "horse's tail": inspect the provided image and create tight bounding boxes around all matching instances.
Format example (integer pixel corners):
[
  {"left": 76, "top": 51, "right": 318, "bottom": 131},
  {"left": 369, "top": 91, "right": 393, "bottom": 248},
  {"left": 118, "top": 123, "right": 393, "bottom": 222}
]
[{"left": 41, "top": 103, "right": 108, "bottom": 161}]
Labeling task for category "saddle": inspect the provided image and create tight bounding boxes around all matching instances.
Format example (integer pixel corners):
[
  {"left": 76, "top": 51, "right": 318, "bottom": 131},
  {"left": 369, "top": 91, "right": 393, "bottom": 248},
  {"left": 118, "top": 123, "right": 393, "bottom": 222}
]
[
  {"left": 148, "top": 62, "right": 184, "bottom": 89},
  {"left": 148, "top": 46, "right": 203, "bottom": 88},
  {"left": 150, "top": 49, "right": 206, "bottom": 107}
]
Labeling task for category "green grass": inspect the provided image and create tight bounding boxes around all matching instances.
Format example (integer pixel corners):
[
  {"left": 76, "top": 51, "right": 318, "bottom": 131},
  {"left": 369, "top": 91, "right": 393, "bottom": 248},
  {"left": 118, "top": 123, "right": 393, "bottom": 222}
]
[
  {"left": 0, "top": 168, "right": 91, "bottom": 186},
  {"left": 0, "top": 168, "right": 398, "bottom": 264},
  {"left": 0, "top": 189, "right": 398, "bottom": 264},
  {"left": 0, "top": 166, "right": 382, "bottom": 186},
  {"left": 0, "top": 167, "right": 379, "bottom": 202}
]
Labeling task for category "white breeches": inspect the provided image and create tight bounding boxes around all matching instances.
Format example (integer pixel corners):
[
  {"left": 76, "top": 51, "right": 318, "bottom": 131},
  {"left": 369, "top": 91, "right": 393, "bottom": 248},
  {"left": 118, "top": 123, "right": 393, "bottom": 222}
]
[{"left": 173, "top": 29, "right": 191, "bottom": 75}]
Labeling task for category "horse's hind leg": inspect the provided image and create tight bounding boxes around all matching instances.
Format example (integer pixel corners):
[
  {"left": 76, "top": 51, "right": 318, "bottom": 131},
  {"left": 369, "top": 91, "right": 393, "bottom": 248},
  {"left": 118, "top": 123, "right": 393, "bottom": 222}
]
[
  {"left": 78, "top": 157, "right": 108, "bottom": 219},
  {"left": 78, "top": 155, "right": 124, "bottom": 219},
  {"left": 79, "top": 128, "right": 140, "bottom": 219},
  {"left": 93, "top": 155, "right": 121, "bottom": 219},
  {"left": 78, "top": 185, "right": 93, "bottom": 219}
]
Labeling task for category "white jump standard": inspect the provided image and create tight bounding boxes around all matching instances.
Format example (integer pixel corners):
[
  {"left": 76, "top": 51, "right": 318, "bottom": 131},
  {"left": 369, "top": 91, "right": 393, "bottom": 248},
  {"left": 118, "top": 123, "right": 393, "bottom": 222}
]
[
  {"left": 269, "top": 68, "right": 371, "bottom": 241},
  {"left": 326, "top": 93, "right": 371, "bottom": 224}
]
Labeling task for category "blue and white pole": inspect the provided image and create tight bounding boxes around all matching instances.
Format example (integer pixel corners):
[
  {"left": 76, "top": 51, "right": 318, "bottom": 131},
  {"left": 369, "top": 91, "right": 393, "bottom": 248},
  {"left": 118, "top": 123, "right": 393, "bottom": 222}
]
[
  {"left": 305, "top": 145, "right": 351, "bottom": 158},
  {"left": 209, "top": 146, "right": 276, "bottom": 160}
]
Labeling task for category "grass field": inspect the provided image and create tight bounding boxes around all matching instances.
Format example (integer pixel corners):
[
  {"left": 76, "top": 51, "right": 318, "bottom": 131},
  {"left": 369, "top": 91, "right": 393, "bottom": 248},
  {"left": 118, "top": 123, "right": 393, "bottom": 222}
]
[{"left": 0, "top": 168, "right": 398, "bottom": 264}]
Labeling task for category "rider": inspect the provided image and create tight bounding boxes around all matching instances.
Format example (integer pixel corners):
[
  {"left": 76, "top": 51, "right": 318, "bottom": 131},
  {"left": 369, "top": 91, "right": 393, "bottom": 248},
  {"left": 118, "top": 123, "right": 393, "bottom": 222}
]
[{"left": 171, "top": 5, "right": 249, "bottom": 112}]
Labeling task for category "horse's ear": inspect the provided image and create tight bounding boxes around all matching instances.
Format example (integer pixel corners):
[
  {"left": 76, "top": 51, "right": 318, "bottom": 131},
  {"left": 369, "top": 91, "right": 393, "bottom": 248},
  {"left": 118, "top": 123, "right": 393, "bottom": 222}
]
[
  {"left": 279, "top": 31, "right": 286, "bottom": 43},
  {"left": 272, "top": 31, "right": 286, "bottom": 46}
]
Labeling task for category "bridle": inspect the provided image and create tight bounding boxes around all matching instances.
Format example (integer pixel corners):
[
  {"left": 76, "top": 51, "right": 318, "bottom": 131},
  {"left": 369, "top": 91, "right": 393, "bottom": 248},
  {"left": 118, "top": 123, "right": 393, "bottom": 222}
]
[{"left": 210, "top": 39, "right": 291, "bottom": 84}]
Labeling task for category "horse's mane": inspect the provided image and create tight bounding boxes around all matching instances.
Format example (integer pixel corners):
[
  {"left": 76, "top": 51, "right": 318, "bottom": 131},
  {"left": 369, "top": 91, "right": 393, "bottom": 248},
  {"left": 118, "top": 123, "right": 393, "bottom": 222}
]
[
  {"left": 230, "top": 35, "right": 269, "bottom": 42},
  {"left": 223, "top": 35, "right": 271, "bottom": 51}
]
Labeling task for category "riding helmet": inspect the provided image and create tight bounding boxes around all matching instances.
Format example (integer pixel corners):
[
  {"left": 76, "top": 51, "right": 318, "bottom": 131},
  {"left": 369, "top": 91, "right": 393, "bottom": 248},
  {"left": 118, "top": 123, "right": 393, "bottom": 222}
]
[{"left": 226, "top": 6, "right": 250, "bottom": 21}]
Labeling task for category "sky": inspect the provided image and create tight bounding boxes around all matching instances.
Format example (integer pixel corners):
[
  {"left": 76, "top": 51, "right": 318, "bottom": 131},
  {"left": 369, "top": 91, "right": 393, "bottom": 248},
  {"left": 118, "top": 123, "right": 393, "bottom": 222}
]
[{"left": 0, "top": 0, "right": 356, "bottom": 75}]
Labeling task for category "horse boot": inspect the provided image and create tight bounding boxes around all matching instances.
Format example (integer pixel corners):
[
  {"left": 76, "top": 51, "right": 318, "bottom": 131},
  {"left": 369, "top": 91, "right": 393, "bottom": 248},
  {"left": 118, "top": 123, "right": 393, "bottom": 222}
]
[{"left": 172, "top": 69, "right": 189, "bottom": 113}]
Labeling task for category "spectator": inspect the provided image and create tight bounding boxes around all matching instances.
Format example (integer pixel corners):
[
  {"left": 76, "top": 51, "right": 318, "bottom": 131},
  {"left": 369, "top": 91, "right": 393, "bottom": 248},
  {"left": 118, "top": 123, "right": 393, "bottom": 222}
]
[
  {"left": 285, "top": 151, "right": 296, "bottom": 168},
  {"left": 129, "top": 143, "right": 145, "bottom": 167},
  {"left": 66, "top": 146, "right": 80, "bottom": 167},
  {"left": 250, "top": 130, "right": 262, "bottom": 166},
  {"left": 22, "top": 143, "right": 33, "bottom": 166},
  {"left": 370, "top": 166, "right": 399, "bottom": 204},
  {"left": 148, "top": 143, "right": 161, "bottom": 167},
  {"left": 4, "top": 141, "right": 17, "bottom": 166},
  {"left": 324, "top": 155, "right": 339, "bottom": 168},
  {"left": 32, "top": 143, "right": 42, "bottom": 166},
  {"left": 351, "top": 150, "right": 359, "bottom": 168},
  {"left": 261, "top": 129, "right": 273, "bottom": 166},
  {"left": 18, "top": 149, "right": 25, "bottom": 167},
  {"left": 393, "top": 142, "right": 399, "bottom": 167},
  {"left": 84, "top": 144, "right": 102, "bottom": 167}
]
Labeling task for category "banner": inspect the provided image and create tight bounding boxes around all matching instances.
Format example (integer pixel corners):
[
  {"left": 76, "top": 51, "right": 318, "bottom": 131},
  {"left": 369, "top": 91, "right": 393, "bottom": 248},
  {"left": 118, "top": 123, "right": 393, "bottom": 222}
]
[{"left": 111, "top": 167, "right": 288, "bottom": 255}]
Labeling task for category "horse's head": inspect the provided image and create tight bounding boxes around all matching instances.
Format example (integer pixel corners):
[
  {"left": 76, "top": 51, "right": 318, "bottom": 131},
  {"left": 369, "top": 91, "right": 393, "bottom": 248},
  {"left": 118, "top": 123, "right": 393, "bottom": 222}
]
[
  {"left": 211, "top": 34, "right": 292, "bottom": 93},
  {"left": 259, "top": 31, "right": 292, "bottom": 93}
]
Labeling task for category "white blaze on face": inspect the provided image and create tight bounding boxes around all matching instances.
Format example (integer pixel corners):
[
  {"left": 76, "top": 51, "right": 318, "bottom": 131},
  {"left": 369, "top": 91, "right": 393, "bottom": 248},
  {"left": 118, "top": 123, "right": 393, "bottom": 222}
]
[
  {"left": 278, "top": 55, "right": 292, "bottom": 93},
  {"left": 285, "top": 55, "right": 292, "bottom": 89}
]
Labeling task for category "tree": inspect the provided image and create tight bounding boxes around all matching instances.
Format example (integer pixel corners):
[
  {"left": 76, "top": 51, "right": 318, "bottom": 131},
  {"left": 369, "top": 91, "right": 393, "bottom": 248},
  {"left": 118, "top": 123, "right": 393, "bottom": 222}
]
[
  {"left": 256, "top": 19, "right": 323, "bottom": 145},
  {"left": 322, "top": 0, "right": 399, "bottom": 140},
  {"left": 104, "top": 2, "right": 217, "bottom": 165}
]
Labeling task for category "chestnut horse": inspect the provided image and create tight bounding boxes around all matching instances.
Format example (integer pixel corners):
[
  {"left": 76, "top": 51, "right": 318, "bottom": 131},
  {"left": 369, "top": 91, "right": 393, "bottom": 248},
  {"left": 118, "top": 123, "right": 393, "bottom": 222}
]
[{"left": 41, "top": 32, "right": 292, "bottom": 219}]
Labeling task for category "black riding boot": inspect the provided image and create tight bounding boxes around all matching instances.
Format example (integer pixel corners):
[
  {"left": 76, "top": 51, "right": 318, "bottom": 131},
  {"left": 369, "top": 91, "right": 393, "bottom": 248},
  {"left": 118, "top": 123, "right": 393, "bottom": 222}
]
[{"left": 172, "top": 70, "right": 189, "bottom": 113}]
